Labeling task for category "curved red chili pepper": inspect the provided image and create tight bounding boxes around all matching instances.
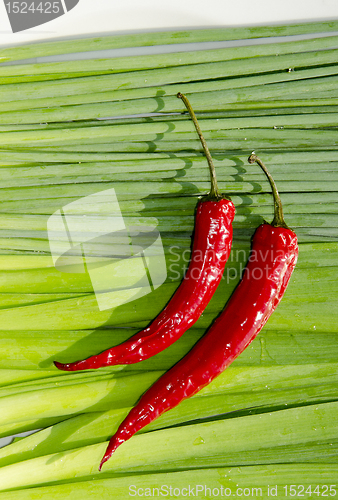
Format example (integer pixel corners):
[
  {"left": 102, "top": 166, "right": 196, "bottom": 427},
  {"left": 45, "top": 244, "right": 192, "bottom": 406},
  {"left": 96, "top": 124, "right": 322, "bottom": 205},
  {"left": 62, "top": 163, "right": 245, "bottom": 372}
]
[
  {"left": 98, "top": 154, "right": 298, "bottom": 471},
  {"left": 54, "top": 94, "right": 235, "bottom": 371}
]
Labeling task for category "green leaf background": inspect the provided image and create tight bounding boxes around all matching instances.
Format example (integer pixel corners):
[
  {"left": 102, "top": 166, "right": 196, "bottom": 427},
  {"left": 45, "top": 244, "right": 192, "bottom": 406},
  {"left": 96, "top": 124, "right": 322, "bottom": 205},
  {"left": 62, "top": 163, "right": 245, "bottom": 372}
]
[{"left": 0, "top": 20, "right": 337, "bottom": 498}]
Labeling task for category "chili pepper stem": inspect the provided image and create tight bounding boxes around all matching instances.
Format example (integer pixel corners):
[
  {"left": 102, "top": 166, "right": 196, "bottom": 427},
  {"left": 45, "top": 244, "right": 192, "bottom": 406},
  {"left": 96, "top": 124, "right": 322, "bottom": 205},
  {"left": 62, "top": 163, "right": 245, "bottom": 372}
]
[
  {"left": 177, "top": 92, "right": 221, "bottom": 200},
  {"left": 248, "top": 153, "right": 289, "bottom": 229}
]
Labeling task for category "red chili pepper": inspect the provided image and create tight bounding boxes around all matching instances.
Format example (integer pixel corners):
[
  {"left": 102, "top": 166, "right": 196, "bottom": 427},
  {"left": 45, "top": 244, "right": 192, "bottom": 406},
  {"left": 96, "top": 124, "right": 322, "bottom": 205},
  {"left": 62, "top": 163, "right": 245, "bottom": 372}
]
[
  {"left": 98, "top": 153, "right": 298, "bottom": 471},
  {"left": 54, "top": 93, "right": 235, "bottom": 371}
]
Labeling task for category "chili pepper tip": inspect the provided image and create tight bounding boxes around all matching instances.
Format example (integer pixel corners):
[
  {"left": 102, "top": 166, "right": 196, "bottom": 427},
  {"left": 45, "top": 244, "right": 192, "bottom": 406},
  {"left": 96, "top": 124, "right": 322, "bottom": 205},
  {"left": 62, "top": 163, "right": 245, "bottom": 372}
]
[
  {"left": 98, "top": 455, "right": 109, "bottom": 471},
  {"left": 99, "top": 438, "right": 121, "bottom": 470},
  {"left": 54, "top": 360, "right": 84, "bottom": 371},
  {"left": 53, "top": 360, "right": 67, "bottom": 370}
]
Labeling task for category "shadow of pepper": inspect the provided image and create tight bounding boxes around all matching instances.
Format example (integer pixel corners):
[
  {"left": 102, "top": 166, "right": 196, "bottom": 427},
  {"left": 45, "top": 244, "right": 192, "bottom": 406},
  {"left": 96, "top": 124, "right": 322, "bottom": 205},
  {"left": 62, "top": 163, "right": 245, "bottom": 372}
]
[{"left": 153, "top": 90, "right": 166, "bottom": 113}]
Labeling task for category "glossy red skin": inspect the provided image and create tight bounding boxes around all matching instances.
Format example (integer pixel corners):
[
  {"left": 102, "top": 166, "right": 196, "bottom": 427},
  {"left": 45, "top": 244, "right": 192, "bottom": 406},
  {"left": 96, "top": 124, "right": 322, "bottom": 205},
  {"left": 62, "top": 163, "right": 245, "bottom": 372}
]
[
  {"left": 99, "top": 223, "right": 298, "bottom": 470},
  {"left": 55, "top": 198, "right": 235, "bottom": 371}
]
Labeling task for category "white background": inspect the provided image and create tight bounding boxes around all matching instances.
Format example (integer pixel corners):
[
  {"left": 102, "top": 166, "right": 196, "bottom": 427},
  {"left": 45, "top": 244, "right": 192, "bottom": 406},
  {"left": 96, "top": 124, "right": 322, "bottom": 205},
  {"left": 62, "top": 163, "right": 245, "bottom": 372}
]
[{"left": 0, "top": 0, "right": 338, "bottom": 47}]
